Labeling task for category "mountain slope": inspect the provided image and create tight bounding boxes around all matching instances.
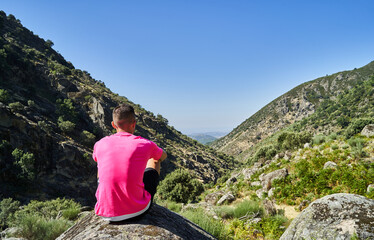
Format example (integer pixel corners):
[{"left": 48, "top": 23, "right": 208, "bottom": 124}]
[
  {"left": 211, "top": 60, "right": 374, "bottom": 160},
  {"left": 0, "top": 11, "right": 237, "bottom": 205}
]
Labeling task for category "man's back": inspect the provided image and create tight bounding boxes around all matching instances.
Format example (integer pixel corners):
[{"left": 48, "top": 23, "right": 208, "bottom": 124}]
[{"left": 93, "top": 131, "right": 163, "bottom": 218}]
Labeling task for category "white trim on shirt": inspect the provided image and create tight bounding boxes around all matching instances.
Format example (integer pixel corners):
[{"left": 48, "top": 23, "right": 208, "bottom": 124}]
[{"left": 100, "top": 201, "right": 151, "bottom": 221}]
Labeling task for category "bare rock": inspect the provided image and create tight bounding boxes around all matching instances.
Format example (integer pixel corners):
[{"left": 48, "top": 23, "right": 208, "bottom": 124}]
[
  {"left": 261, "top": 168, "right": 288, "bottom": 190},
  {"left": 225, "top": 176, "right": 237, "bottom": 187},
  {"left": 57, "top": 205, "right": 215, "bottom": 240},
  {"left": 262, "top": 199, "right": 277, "bottom": 216},
  {"left": 256, "top": 189, "right": 267, "bottom": 199},
  {"left": 280, "top": 193, "right": 374, "bottom": 240},
  {"left": 216, "top": 192, "right": 235, "bottom": 206},
  {"left": 268, "top": 188, "right": 275, "bottom": 198},
  {"left": 251, "top": 181, "right": 261, "bottom": 187},
  {"left": 323, "top": 161, "right": 338, "bottom": 170},
  {"left": 242, "top": 168, "right": 256, "bottom": 180},
  {"left": 361, "top": 124, "right": 374, "bottom": 137},
  {"left": 204, "top": 190, "right": 225, "bottom": 205}
]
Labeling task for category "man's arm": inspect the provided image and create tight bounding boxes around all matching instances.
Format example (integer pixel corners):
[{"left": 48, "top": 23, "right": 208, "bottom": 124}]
[{"left": 158, "top": 150, "right": 167, "bottom": 162}]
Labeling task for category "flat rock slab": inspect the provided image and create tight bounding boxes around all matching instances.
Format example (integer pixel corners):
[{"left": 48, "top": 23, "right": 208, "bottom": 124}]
[
  {"left": 280, "top": 193, "right": 374, "bottom": 240},
  {"left": 57, "top": 204, "right": 215, "bottom": 240}
]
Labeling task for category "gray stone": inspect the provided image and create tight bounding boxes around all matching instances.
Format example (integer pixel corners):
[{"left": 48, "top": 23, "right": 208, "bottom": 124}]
[
  {"left": 367, "top": 184, "right": 374, "bottom": 193},
  {"left": 204, "top": 190, "right": 225, "bottom": 205},
  {"left": 260, "top": 168, "right": 288, "bottom": 190},
  {"left": 57, "top": 205, "right": 215, "bottom": 240},
  {"left": 242, "top": 168, "right": 256, "bottom": 180},
  {"left": 256, "top": 189, "right": 267, "bottom": 199},
  {"left": 361, "top": 124, "right": 374, "bottom": 137},
  {"left": 280, "top": 193, "right": 374, "bottom": 240},
  {"left": 323, "top": 161, "right": 338, "bottom": 170},
  {"left": 216, "top": 192, "right": 235, "bottom": 205},
  {"left": 262, "top": 199, "right": 276, "bottom": 216},
  {"left": 304, "top": 142, "right": 311, "bottom": 148},
  {"left": 225, "top": 176, "right": 237, "bottom": 187},
  {"left": 268, "top": 188, "right": 275, "bottom": 198},
  {"left": 251, "top": 181, "right": 261, "bottom": 187}
]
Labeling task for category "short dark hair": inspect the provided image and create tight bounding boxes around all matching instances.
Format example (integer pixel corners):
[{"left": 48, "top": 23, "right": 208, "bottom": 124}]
[{"left": 112, "top": 104, "right": 136, "bottom": 127}]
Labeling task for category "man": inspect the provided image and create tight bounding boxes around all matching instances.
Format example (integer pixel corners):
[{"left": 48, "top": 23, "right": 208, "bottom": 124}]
[{"left": 93, "top": 103, "right": 167, "bottom": 221}]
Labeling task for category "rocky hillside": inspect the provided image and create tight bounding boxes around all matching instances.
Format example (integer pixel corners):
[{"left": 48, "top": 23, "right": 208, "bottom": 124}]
[
  {"left": 0, "top": 11, "right": 236, "bottom": 205},
  {"left": 212, "top": 61, "right": 374, "bottom": 160}
]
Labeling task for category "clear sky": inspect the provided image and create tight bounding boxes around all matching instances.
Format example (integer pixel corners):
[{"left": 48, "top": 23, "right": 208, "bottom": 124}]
[{"left": 2, "top": 1, "right": 374, "bottom": 134}]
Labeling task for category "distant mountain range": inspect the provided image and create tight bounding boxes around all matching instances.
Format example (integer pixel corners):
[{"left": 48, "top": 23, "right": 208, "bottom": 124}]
[{"left": 188, "top": 132, "right": 228, "bottom": 145}]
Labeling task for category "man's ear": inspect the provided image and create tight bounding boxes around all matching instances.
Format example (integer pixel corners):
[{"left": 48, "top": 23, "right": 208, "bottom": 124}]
[{"left": 111, "top": 121, "right": 117, "bottom": 129}]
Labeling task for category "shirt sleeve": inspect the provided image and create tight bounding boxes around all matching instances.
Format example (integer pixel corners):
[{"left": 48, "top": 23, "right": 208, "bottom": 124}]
[
  {"left": 92, "top": 143, "right": 98, "bottom": 162},
  {"left": 149, "top": 141, "right": 163, "bottom": 160}
]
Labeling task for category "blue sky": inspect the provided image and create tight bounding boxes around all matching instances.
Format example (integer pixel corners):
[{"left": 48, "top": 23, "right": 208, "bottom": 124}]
[{"left": 2, "top": 1, "right": 374, "bottom": 134}]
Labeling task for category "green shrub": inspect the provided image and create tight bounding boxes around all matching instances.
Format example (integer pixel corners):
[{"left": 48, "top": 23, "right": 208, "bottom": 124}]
[
  {"left": 58, "top": 117, "right": 75, "bottom": 133},
  {"left": 56, "top": 98, "right": 77, "bottom": 122},
  {"left": 0, "top": 89, "right": 9, "bottom": 103},
  {"left": 277, "top": 131, "right": 312, "bottom": 150},
  {"left": 260, "top": 215, "right": 288, "bottom": 239},
  {"left": 12, "top": 148, "right": 35, "bottom": 180},
  {"left": 62, "top": 207, "right": 80, "bottom": 220},
  {"left": 312, "top": 134, "right": 326, "bottom": 145},
  {"left": 0, "top": 198, "right": 20, "bottom": 230},
  {"left": 216, "top": 200, "right": 263, "bottom": 220},
  {"left": 12, "top": 198, "right": 81, "bottom": 221},
  {"left": 181, "top": 208, "right": 227, "bottom": 239},
  {"left": 14, "top": 215, "right": 71, "bottom": 240},
  {"left": 27, "top": 100, "right": 36, "bottom": 107},
  {"left": 38, "top": 121, "right": 52, "bottom": 132},
  {"left": 80, "top": 130, "right": 96, "bottom": 146},
  {"left": 8, "top": 102, "right": 24, "bottom": 112},
  {"left": 254, "top": 145, "right": 277, "bottom": 161},
  {"left": 158, "top": 169, "right": 204, "bottom": 203}
]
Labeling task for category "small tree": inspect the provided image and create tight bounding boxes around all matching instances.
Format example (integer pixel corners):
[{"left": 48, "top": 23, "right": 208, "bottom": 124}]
[
  {"left": 12, "top": 148, "right": 35, "bottom": 180},
  {"left": 58, "top": 117, "right": 75, "bottom": 133},
  {"left": 80, "top": 130, "right": 96, "bottom": 146},
  {"left": 158, "top": 169, "right": 204, "bottom": 203}
]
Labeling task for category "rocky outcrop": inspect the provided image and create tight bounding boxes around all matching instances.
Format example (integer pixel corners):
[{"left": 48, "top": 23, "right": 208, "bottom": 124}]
[
  {"left": 280, "top": 193, "right": 374, "bottom": 240},
  {"left": 57, "top": 204, "right": 215, "bottom": 240},
  {"left": 361, "top": 124, "right": 374, "bottom": 137},
  {"left": 259, "top": 168, "right": 288, "bottom": 191}
]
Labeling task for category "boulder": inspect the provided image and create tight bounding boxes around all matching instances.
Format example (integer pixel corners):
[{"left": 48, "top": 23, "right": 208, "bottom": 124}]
[
  {"left": 262, "top": 199, "right": 277, "bottom": 216},
  {"left": 280, "top": 193, "right": 374, "bottom": 240},
  {"left": 57, "top": 204, "right": 215, "bottom": 240},
  {"left": 361, "top": 124, "right": 374, "bottom": 137},
  {"left": 323, "top": 161, "right": 338, "bottom": 170},
  {"left": 225, "top": 176, "right": 237, "bottom": 187},
  {"left": 216, "top": 192, "right": 235, "bottom": 206},
  {"left": 204, "top": 190, "right": 225, "bottom": 205},
  {"left": 260, "top": 168, "right": 288, "bottom": 190}
]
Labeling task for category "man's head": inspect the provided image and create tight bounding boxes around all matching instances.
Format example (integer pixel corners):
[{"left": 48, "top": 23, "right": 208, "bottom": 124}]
[{"left": 112, "top": 104, "right": 136, "bottom": 133}]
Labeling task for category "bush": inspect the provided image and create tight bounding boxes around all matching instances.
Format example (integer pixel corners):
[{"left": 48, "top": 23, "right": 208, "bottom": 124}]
[
  {"left": 0, "top": 89, "right": 9, "bottom": 103},
  {"left": 12, "top": 148, "right": 35, "bottom": 180},
  {"left": 277, "top": 131, "right": 312, "bottom": 150},
  {"left": 38, "top": 121, "right": 52, "bottom": 132},
  {"left": 216, "top": 200, "right": 263, "bottom": 219},
  {"left": 345, "top": 118, "right": 374, "bottom": 138},
  {"left": 58, "top": 117, "right": 75, "bottom": 133},
  {"left": 15, "top": 215, "right": 71, "bottom": 240},
  {"left": 158, "top": 169, "right": 204, "bottom": 203},
  {"left": 56, "top": 98, "right": 77, "bottom": 122},
  {"left": 80, "top": 130, "right": 96, "bottom": 146},
  {"left": 8, "top": 102, "right": 24, "bottom": 112},
  {"left": 181, "top": 208, "right": 227, "bottom": 239},
  {"left": 312, "top": 134, "right": 326, "bottom": 145},
  {"left": 254, "top": 145, "right": 277, "bottom": 161},
  {"left": 0, "top": 198, "right": 20, "bottom": 230},
  {"left": 12, "top": 198, "right": 81, "bottom": 222}
]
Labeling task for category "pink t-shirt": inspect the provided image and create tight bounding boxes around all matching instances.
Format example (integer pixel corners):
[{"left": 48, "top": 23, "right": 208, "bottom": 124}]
[{"left": 92, "top": 132, "right": 163, "bottom": 218}]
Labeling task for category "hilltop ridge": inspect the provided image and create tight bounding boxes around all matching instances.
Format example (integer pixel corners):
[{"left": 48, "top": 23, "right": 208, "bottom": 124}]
[{"left": 211, "top": 60, "right": 374, "bottom": 160}]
